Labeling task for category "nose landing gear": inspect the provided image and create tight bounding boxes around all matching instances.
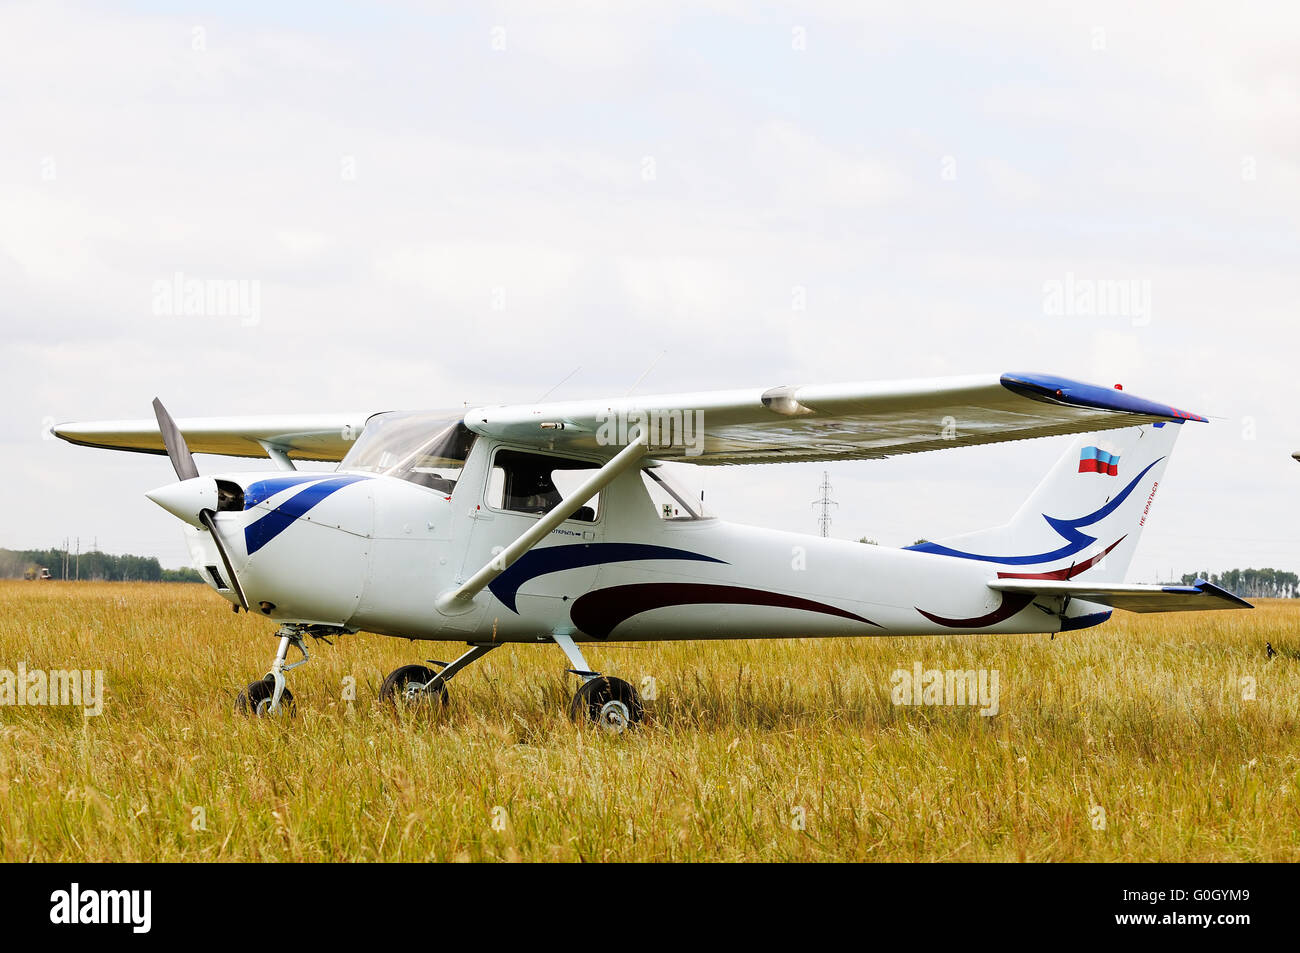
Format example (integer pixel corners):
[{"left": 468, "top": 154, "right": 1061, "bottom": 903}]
[
  {"left": 235, "top": 624, "right": 325, "bottom": 718},
  {"left": 234, "top": 674, "right": 296, "bottom": 718}
]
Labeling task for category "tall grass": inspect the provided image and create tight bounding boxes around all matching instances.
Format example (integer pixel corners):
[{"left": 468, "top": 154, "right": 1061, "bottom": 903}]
[{"left": 0, "top": 581, "right": 1296, "bottom": 861}]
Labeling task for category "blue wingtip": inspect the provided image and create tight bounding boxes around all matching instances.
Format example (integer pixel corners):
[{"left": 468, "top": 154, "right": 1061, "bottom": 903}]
[{"left": 1001, "top": 372, "right": 1207, "bottom": 423}]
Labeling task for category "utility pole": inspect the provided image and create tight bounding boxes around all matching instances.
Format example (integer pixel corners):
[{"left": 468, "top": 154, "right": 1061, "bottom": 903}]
[
  {"left": 810, "top": 471, "right": 838, "bottom": 538},
  {"left": 76, "top": 537, "right": 80, "bottom": 582}
]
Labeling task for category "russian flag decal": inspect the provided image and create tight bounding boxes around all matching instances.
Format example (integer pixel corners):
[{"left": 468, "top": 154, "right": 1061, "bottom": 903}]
[{"left": 1079, "top": 446, "right": 1119, "bottom": 476}]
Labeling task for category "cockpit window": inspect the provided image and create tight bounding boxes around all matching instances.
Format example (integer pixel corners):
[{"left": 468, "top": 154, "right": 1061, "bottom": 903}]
[
  {"left": 487, "top": 449, "right": 602, "bottom": 522},
  {"left": 641, "top": 466, "right": 711, "bottom": 520},
  {"left": 339, "top": 412, "right": 476, "bottom": 494}
]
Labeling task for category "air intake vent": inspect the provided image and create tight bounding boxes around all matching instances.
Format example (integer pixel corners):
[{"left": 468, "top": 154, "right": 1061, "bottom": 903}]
[{"left": 216, "top": 480, "right": 244, "bottom": 512}]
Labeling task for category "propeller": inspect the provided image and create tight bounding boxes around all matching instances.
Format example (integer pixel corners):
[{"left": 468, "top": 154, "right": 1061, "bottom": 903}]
[
  {"left": 152, "top": 398, "right": 249, "bottom": 611},
  {"left": 151, "top": 397, "right": 199, "bottom": 481}
]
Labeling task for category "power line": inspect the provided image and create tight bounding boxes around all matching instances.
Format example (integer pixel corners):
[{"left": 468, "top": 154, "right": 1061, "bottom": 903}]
[{"left": 810, "top": 470, "right": 838, "bottom": 538}]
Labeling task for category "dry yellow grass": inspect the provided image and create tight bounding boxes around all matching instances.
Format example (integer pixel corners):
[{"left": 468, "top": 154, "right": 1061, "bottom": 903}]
[{"left": 0, "top": 579, "right": 1297, "bottom": 862}]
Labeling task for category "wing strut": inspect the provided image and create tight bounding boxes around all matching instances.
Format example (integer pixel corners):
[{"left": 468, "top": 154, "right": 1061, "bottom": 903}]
[
  {"left": 435, "top": 435, "right": 648, "bottom": 614},
  {"left": 257, "top": 440, "right": 298, "bottom": 471}
]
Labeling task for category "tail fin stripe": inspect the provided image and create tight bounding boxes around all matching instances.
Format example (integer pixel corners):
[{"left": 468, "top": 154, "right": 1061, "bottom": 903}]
[
  {"left": 995, "top": 536, "right": 1126, "bottom": 579},
  {"left": 907, "top": 457, "right": 1162, "bottom": 565}
]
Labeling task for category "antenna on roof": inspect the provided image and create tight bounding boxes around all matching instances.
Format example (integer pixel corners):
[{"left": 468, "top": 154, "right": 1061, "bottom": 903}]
[
  {"left": 625, "top": 350, "right": 667, "bottom": 397},
  {"left": 535, "top": 366, "right": 582, "bottom": 404}
]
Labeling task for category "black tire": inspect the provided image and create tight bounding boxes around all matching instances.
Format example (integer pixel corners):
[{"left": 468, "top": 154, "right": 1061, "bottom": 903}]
[
  {"left": 234, "top": 676, "right": 296, "bottom": 717},
  {"left": 569, "top": 676, "right": 643, "bottom": 731},
  {"left": 379, "top": 664, "right": 449, "bottom": 709}
]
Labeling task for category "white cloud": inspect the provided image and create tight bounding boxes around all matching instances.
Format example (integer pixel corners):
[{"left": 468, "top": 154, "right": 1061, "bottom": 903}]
[{"left": 1, "top": 0, "right": 1297, "bottom": 582}]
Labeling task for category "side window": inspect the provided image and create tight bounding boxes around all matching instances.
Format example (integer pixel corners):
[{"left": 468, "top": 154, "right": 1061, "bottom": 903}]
[
  {"left": 487, "top": 449, "right": 601, "bottom": 522},
  {"left": 641, "top": 467, "right": 709, "bottom": 520}
]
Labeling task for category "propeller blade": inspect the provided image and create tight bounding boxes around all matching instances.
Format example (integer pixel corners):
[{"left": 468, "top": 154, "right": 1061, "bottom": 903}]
[{"left": 151, "top": 398, "right": 199, "bottom": 481}]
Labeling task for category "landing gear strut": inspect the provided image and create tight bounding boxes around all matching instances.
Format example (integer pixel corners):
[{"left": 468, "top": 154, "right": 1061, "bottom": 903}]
[
  {"left": 235, "top": 625, "right": 311, "bottom": 717},
  {"left": 552, "top": 630, "right": 643, "bottom": 732},
  {"left": 379, "top": 643, "right": 498, "bottom": 710}
]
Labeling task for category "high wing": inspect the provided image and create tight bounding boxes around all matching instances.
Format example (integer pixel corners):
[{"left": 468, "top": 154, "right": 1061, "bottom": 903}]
[
  {"left": 991, "top": 579, "right": 1252, "bottom": 613},
  {"left": 465, "top": 371, "right": 1207, "bottom": 465},
  {"left": 51, "top": 412, "right": 378, "bottom": 463}
]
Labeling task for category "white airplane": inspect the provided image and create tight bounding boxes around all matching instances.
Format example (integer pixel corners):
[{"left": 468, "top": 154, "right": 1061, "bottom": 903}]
[{"left": 53, "top": 371, "right": 1250, "bottom": 729}]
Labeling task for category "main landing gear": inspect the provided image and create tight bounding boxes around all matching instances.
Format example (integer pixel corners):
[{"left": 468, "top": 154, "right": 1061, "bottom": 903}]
[
  {"left": 378, "top": 643, "right": 498, "bottom": 710},
  {"left": 553, "top": 631, "right": 643, "bottom": 732},
  {"left": 378, "top": 631, "right": 643, "bottom": 731}
]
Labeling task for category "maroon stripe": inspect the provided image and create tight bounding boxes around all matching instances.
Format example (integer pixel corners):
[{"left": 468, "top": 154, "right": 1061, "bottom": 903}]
[
  {"left": 916, "top": 591, "right": 1035, "bottom": 628},
  {"left": 995, "top": 536, "right": 1126, "bottom": 580},
  {"left": 569, "top": 583, "right": 879, "bottom": 640}
]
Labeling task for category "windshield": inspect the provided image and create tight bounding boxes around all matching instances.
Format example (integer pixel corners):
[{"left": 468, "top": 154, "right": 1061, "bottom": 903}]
[{"left": 340, "top": 412, "right": 476, "bottom": 494}]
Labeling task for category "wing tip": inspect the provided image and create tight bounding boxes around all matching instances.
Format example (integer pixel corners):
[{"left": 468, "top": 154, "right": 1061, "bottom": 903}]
[{"left": 1001, "top": 372, "right": 1207, "bottom": 423}]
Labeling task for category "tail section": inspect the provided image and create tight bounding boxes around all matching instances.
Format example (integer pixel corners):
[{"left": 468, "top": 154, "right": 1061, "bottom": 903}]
[{"left": 908, "top": 421, "right": 1183, "bottom": 584}]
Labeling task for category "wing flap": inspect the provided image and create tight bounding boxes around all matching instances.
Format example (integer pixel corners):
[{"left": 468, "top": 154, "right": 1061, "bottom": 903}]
[{"left": 990, "top": 578, "right": 1252, "bottom": 613}]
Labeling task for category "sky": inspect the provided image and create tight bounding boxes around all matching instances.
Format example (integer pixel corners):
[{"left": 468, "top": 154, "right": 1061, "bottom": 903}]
[{"left": 2, "top": 0, "right": 1297, "bottom": 582}]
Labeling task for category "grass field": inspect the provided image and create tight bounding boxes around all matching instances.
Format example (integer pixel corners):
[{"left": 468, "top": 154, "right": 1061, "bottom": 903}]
[{"left": 0, "top": 579, "right": 1297, "bottom": 862}]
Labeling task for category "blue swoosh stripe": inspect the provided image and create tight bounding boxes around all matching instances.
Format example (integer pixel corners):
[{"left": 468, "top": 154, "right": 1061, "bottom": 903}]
[
  {"left": 1061, "top": 610, "right": 1112, "bottom": 632},
  {"left": 244, "top": 475, "right": 335, "bottom": 509},
  {"left": 244, "top": 475, "right": 368, "bottom": 555},
  {"left": 905, "top": 457, "right": 1163, "bottom": 566},
  {"left": 489, "top": 542, "right": 727, "bottom": 613}
]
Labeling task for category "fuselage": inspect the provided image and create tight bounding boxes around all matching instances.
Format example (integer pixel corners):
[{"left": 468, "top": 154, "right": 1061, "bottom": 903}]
[{"left": 172, "top": 432, "right": 1099, "bottom": 644}]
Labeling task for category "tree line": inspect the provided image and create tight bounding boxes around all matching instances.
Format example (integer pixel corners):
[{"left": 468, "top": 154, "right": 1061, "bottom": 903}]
[
  {"left": 1180, "top": 568, "right": 1299, "bottom": 598},
  {"left": 0, "top": 547, "right": 203, "bottom": 583}
]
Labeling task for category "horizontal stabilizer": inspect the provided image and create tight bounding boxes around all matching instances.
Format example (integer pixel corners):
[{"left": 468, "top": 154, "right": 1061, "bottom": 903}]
[{"left": 989, "top": 578, "right": 1252, "bottom": 613}]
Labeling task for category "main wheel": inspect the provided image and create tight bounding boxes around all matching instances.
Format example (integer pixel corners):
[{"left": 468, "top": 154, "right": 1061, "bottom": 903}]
[
  {"left": 379, "top": 664, "right": 449, "bottom": 710},
  {"left": 235, "top": 676, "right": 296, "bottom": 717},
  {"left": 570, "top": 676, "right": 643, "bottom": 732}
]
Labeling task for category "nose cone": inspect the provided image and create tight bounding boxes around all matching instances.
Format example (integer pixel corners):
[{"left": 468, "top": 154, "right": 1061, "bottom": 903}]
[{"left": 145, "top": 477, "right": 218, "bottom": 527}]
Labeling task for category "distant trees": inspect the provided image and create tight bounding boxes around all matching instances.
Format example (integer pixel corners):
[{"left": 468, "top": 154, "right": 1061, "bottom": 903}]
[
  {"left": 0, "top": 547, "right": 203, "bottom": 583},
  {"left": 1180, "top": 568, "right": 1299, "bottom": 599}
]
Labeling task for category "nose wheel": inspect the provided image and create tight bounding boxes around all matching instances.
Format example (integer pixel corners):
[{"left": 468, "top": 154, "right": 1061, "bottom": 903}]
[{"left": 235, "top": 676, "right": 296, "bottom": 717}]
